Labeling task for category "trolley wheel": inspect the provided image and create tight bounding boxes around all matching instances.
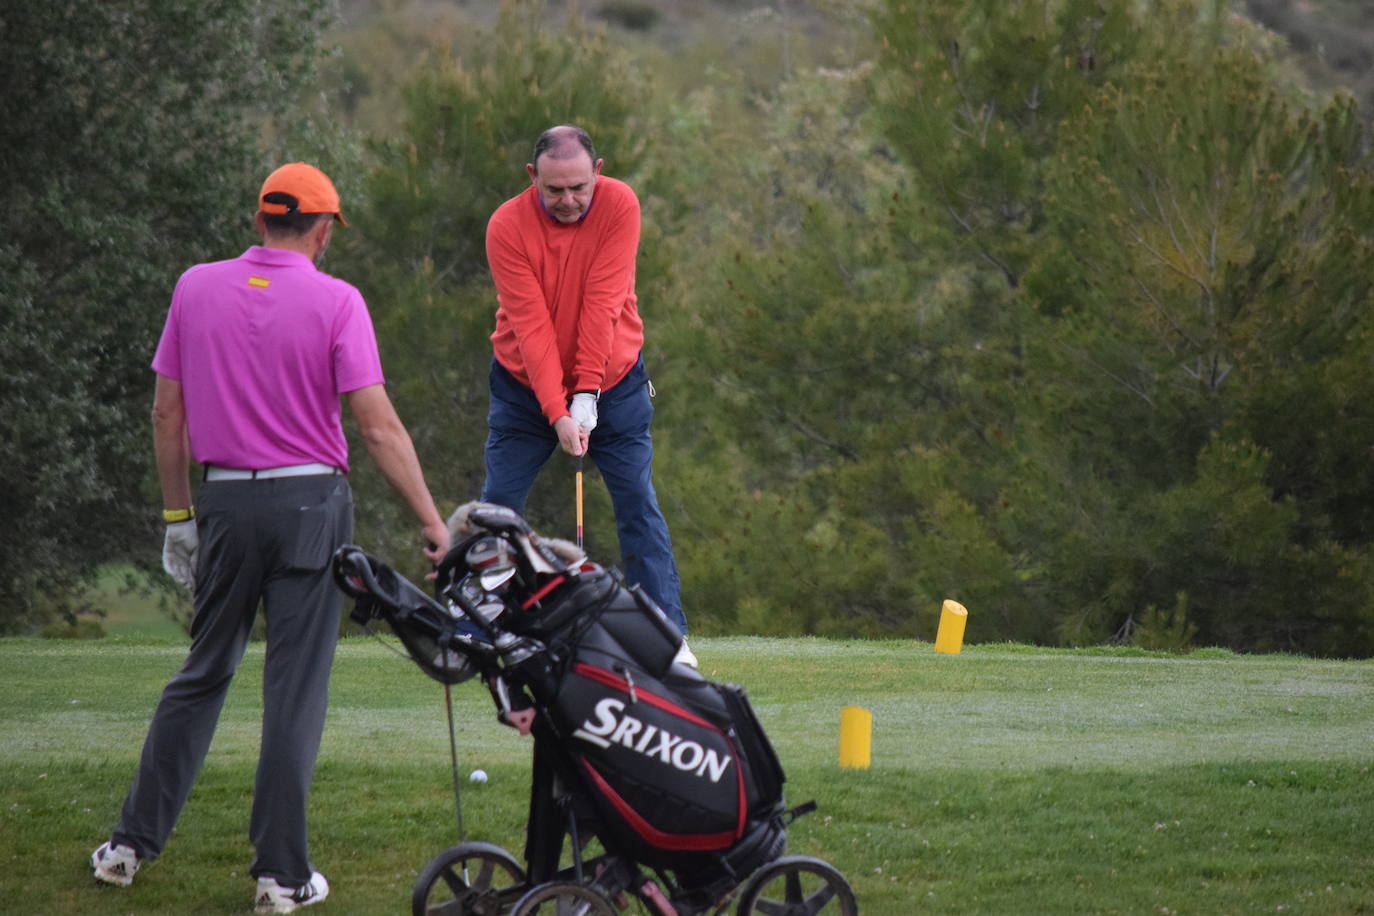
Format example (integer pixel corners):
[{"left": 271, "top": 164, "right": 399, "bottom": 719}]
[
  {"left": 735, "top": 855, "right": 857, "bottom": 916},
  {"left": 509, "top": 880, "right": 619, "bottom": 916},
  {"left": 412, "top": 841, "right": 527, "bottom": 916}
]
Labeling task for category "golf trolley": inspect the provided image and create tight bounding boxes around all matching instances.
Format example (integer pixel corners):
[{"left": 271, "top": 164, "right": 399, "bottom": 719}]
[{"left": 332, "top": 503, "right": 857, "bottom": 915}]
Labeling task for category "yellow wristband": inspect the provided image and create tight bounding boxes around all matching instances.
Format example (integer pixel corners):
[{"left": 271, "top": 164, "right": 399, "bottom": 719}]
[{"left": 163, "top": 507, "right": 195, "bottom": 523}]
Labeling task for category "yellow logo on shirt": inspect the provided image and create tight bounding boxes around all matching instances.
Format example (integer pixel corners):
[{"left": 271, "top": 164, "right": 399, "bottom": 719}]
[{"left": 248, "top": 276, "right": 271, "bottom": 288}]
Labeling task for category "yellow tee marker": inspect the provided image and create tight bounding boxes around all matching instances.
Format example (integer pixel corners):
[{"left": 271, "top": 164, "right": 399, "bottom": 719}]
[
  {"left": 838, "top": 706, "right": 872, "bottom": 769},
  {"left": 934, "top": 599, "right": 968, "bottom": 654}
]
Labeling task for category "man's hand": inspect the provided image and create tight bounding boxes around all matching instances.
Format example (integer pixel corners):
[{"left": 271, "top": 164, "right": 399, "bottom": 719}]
[
  {"left": 162, "top": 520, "right": 199, "bottom": 590},
  {"left": 554, "top": 415, "right": 589, "bottom": 456},
  {"left": 422, "top": 520, "right": 450, "bottom": 567},
  {"left": 570, "top": 392, "right": 598, "bottom": 433}
]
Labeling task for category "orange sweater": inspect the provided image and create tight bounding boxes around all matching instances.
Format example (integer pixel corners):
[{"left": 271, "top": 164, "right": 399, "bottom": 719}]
[{"left": 486, "top": 175, "right": 645, "bottom": 425}]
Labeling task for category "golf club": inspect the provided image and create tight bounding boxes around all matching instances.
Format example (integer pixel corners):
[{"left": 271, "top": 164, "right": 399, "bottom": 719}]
[
  {"left": 443, "top": 682, "right": 465, "bottom": 843},
  {"left": 575, "top": 454, "right": 584, "bottom": 551}
]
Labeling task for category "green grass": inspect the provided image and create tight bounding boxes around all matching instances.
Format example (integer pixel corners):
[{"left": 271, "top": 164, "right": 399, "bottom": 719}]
[
  {"left": 68, "top": 566, "right": 187, "bottom": 642},
  {"left": 2, "top": 636, "right": 1372, "bottom": 914}
]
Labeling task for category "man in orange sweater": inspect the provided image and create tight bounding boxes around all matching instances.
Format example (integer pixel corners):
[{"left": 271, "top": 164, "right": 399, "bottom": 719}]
[{"left": 482, "top": 125, "right": 690, "bottom": 658}]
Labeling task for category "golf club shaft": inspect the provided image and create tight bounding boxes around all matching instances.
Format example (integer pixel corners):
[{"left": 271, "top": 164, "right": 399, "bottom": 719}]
[
  {"left": 444, "top": 683, "right": 465, "bottom": 842},
  {"left": 576, "top": 455, "right": 584, "bottom": 550}
]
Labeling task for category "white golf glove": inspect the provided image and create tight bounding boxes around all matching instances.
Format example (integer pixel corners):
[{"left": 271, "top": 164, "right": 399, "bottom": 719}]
[
  {"left": 162, "top": 520, "right": 199, "bottom": 590},
  {"left": 570, "top": 392, "right": 599, "bottom": 432}
]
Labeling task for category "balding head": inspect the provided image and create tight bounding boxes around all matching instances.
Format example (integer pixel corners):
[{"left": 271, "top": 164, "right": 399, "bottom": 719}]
[
  {"left": 526, "top": 125, "right": 603, "bottom": 223},
  {"left": 531, "top": 125, "right": 597, "bottom": 172}
]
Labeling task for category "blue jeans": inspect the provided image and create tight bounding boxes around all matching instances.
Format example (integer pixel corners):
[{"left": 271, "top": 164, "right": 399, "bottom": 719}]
[{"left": 481, "top": 357, "right": 686, "bottom": 633}]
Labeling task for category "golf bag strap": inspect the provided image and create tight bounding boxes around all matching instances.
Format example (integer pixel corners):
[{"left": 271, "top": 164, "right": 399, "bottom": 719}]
[{"left": 784, "top": 800, "right": 818, "bottom": 825}]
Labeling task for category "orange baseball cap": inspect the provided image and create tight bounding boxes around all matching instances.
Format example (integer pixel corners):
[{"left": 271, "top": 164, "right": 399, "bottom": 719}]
[{"left": 258, "top": 162, "right": 348, "bottom": 226}]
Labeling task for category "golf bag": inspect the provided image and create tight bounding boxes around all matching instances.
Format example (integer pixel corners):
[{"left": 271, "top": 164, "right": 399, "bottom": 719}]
[{"left": 333, "top": 503, "right": 795, "bottom": 905}]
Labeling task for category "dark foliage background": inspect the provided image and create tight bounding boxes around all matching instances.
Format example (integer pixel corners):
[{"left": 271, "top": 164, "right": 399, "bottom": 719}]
[
  {"left": 4, "top": 0, "right": 1371, "bottom": 656},
  {"left": 0, "top": 0, "right": 333, "bottom": 633}
]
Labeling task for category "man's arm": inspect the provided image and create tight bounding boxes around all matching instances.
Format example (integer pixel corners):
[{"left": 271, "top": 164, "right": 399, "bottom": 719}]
[
  {"left": 486, "top": 215, "right": 570, "bottom": 425},
  {"left": 572, "top": 179, "right": 641, "bottom": 393},
  {"left": 153, "top": 373, "right": 199, "bottom": 589},
  {"left": 346, "top": 384, "right": 450, "bottom": 561},
  {"left": 153, "top": 373, "right": 192, "bottom": 511}
]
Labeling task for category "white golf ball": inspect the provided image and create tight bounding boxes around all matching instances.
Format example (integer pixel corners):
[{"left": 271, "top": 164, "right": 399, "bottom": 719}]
[{"left": 469, "top": 768, "right": 489, "bottom": 783}]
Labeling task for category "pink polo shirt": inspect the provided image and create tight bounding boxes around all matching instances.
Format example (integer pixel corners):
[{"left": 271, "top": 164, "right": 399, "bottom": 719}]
[{"left": 151, "top": 246, "right": 384, "bottom": 472}]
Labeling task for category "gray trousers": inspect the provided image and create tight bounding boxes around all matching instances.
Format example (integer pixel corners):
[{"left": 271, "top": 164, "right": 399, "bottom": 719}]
[{"left": 112, "top": 474, "right": 353, "bottom": 886}]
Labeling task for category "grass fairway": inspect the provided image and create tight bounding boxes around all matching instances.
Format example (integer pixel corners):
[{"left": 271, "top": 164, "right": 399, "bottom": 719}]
[{"left": 1, "top": 635, "right": 1371, "bottom": 914}]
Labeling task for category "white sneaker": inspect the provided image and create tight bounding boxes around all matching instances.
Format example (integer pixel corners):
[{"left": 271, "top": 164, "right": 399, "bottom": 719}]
[
  {"left": 91, "top": 841, "right": 140, "bottom": 887},
  {"left": 674, "top": 640, "right": 698, "bottom": 669},
  {"left": 255, "top": 871, "right": 329, "bottom": 914}
]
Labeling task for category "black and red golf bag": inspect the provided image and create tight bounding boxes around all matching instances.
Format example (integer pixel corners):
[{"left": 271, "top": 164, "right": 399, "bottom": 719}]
[{"left": 333, "top": 503, "right": 800, "bottom": 909}]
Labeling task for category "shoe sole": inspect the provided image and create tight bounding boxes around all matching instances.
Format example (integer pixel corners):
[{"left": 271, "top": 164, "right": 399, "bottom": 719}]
[
  {"left": 255, "top": 878, "right": 328, "bottom": 914},
  {"left": 91, "top": 851, "right": 135, "bottom": 887},
  {"left": 89, "top": 845, "right": 136, "bottom": 889},
  {"left": 255, "top": 894, "right": 326, "bottom": 914}
]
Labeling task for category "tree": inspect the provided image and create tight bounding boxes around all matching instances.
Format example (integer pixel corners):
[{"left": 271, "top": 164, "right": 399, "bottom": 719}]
[
  {"left": 0, "top": 0, "right": 332, "bottom": 633},
  {"left": 871, "top": 0, "right": 1374, "bottom": 654},
  {"left": 643, "top": 57, "right": 1028, "bottom": 638},
  {"left": 644, "top": 0, "right": 1374, "bottom": 653},
  {"left": 1023, "top": 44, "right": 1374, "bottom": 653}
]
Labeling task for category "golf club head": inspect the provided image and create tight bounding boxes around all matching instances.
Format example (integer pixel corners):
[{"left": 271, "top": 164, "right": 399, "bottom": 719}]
[
  {"left": 465, "top": 536, "right": 517, "bottom": 593},
  {"left": 466, "top": 503, "right": 532, "bottom": 537}
]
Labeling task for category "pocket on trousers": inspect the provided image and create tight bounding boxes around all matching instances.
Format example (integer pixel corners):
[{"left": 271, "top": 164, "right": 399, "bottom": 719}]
[{"left": 283, "top": 485, "right": 350, "bottom": 573}]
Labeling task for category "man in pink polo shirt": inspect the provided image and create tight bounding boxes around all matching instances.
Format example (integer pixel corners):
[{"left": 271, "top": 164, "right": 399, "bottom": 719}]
[{"left": 90, "top": 163, "right": 449, "bottom": 914}]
